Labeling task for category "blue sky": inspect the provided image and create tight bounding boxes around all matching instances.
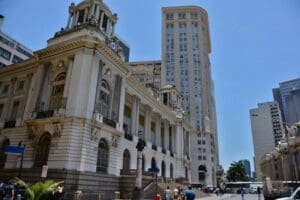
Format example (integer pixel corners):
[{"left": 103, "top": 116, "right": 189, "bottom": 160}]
[{"left": 1, "top": 0, "right": 300, "bottom": 171}]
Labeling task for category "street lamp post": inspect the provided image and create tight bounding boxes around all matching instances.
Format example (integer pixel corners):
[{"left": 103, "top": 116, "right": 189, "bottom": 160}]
[{"left": 132, "top": 138, "right": 146, "bottom": 200}]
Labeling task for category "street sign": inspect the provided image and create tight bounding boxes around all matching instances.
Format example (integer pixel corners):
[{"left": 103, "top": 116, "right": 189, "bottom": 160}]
[
  {"left": 148, "top": 167, "right": 160, "bottom": 173},
  {"left": 4, "top": 146, "right": 24, "bottom": 155}
]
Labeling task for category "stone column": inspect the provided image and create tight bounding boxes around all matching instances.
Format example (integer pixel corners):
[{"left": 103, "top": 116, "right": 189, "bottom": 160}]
[
  {"left": 63, "top": 58, "right": 74, "bottom": 98},
  {"left": 131, "top": 96, "right": 140, "bottom": 136},
  {"left": 99, "top": 12, "right": 104, "bottom": 28},
  {"left": 3, "top": 78, "right": 17, "bottom": 122},
  {"left": 95, "top": 5, "right": 100, "bottom": 23},
  {"left": 83, "top": 7, "right": 88, "bottom": 23},
  {"left": 117, "top": 77, "right": 126, "bottom": 131},
  {"left": 89, "top": 3, "right": 95, "bottom": 18},
  {"left": 66, "top": 13, "right": 72, "bottom": 29},
  {"left": 175, "top": 125, "right": 181, "bottom": 155},
  {"left": 155, "top": 114, "right": 161, "bottom": 146},
  {"left": 74, "top": 11, "right": 79, "bottom": 26},
  {"left": 145, "top": 106, "right": 152, "bottom": 143},
  {"left": 164, "top": 120, "right": 169, "bottom": 150}
]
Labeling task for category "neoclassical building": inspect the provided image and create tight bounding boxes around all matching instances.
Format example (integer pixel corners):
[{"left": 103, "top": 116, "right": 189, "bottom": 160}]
[
  {"left": 0, "top": 0, "right": 192, "bottom": 199},
  {"left": 260, "top": 123, "right": 300, "bottom": 181}
]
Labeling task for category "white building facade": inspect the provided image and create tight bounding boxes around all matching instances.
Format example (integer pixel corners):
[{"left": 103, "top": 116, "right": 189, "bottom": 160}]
[
  {"left": 0, "top": 1, "right": 191, "bottom": 199},
  {"left": 250, "top": 101, "right": 284, "bottom": 181},
  {"left": 0, "top": 15, "right": 33, "bottom": 68}
]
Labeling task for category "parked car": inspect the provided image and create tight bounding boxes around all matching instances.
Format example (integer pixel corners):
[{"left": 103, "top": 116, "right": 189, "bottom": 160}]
[{"left": 276, "top": 186, "right": 300, "bottom": 200}]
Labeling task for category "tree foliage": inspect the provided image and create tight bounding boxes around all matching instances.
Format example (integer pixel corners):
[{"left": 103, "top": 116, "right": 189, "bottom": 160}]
[
  {"left": 226, "top": 161, "right": 249, "bottom": 182},
  {"left": 14, "top": 178, "right": 63, "bottom": 200}
]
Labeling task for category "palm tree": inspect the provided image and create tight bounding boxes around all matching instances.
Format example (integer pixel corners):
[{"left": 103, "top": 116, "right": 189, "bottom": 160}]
[
  {"left": 226, "top": 161, "right": 249, "bottom": 181},
  {"left": 14, "top": 178, "right": 64, "bottom": 200}
]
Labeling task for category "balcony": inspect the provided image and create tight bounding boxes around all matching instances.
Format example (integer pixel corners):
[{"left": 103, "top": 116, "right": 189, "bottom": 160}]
[
  {"left": 124, "top": 133, "right": 133, "bottom": 141},
  {"left": 36, "top": 110, "right": 54, "bottom": 119},
  {"left": 152, "top": 144, "right": 157, "bottom": 151},
  {"left": 3, "top": 120, "right": 16, "bottom": 129},
  {"left": 103, "top": 117, "right": 116, "bottom": 128}
]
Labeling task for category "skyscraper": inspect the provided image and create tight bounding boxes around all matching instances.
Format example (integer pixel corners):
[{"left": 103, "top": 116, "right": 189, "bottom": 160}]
[
  {"left": 250, "top": 102, "right": 284, "bottom": 180},
  {"left": 241, "top": 159, "right": 251, "bottom": 178},
  {"left": 161, "top": 6, "right": 218, "bottom": 187},
  {"left": 273, "top": 77, "right": 300, "bottom": 124}
]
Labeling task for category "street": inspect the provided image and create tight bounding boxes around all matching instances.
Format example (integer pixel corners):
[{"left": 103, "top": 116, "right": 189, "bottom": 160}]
[{"left": 197, "top": 194, "right": 265, "bottom": 200}]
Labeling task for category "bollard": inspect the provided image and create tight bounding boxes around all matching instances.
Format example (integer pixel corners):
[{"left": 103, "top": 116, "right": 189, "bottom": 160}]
[
  {"left": 98, "top": 192, "right": 101, "bottom": 200},
  {"left": 74, "top": 190, "right": 82, "bottom": 200},
  {"left": 17, "top": 194, "right": 21, "bottom": 200},
  {"left": 154, "top": 193, "right": 161, "bottom": 200},
  {"left": 114, "top": 191, "right": 120, "bottom": 200}
]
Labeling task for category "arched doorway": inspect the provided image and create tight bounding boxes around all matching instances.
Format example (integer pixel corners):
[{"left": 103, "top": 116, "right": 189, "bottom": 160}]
[
  {"left": 198, "top": 165, "right": 207, "bottom": 182},
  {"left": 34, "top": 133, "right": 51, "bottom": 167},
  {"left": 122, "top": 149, "right": 130, "bottom": 169},
  {"left": 0, "top": 138, "right": 10, "bottom": 169},
  {"left": 161, "top": 161, "right": 166, "bottom": 178},
  {"left": 170, "top": 163, "right": 173, "bottom": 179},
  {"left": 97, "top": 138, "right": 109, "bottom": 173}
]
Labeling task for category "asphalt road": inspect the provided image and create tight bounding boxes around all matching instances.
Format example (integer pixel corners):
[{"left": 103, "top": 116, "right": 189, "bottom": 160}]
[{"left": 197, "top": 194, "right": 265, "bottom": 200}]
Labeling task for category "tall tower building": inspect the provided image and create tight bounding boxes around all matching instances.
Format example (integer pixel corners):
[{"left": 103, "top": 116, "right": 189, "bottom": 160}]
[
  {"left": 241, "top": 159, "right": 251, "bottom": 178},
  {"left": 161, "top": 6, "right": 219, "bottom": 186},
  {"left": 250, "top": 102, "right": 284, "bottom": 180},
  {"left": 273, "top": 77, "right": 300, "bottom": 124}
]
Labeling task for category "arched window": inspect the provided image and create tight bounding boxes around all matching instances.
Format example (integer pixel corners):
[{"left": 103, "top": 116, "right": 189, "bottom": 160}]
[
  {"left": 34, "top": 133, "right": 51, "bottom": 167},
  {"left": 97, "top": 139, "right": 109, "bottom": 173},
  {"left": 50, "top": 72, "right": 66, "bottom": 110},
  {"left": 0, "top": 139, "right": 10, "bottom": 169},
  {"left": 122, "top": 149, "right": 130, "bottom": 169},
  {"left": 99, "top": 80, "right": 110, "bottom": 118},
  {"left": 170, "top": 163, "right": 173, "bottom": 179},
  {"left": 161, "top": 161, "right": 166, "bottom": 178},
  {"left": 198, "top": 165, "right": 207, "bottom": 181},
  {"left": 151, "top": 157, "right": 157, "bottom": 169}
]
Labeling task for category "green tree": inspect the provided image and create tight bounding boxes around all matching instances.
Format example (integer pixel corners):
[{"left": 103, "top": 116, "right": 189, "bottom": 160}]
[
  {"left": 14, "top": 178, "right": 63, "bottom": 200},
  {"left": 226, "top": 161, "right": 249, "bottom": 181}
]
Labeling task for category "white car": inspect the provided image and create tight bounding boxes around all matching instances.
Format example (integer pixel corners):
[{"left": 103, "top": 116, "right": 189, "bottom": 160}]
[{"left": 276, "top": 187, "right": 300, "bottom": 200}]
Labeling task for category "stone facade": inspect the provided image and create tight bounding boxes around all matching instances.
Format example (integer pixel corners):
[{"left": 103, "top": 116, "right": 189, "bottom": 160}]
[
  {"left": 0, "top": 0, "right": 192, "bottom": 199},
  {"left": 260, "top": 123, "right": 300, "bottom": 181}
]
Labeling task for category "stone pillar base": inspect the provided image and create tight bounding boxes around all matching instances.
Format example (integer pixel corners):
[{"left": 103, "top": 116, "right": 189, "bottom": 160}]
[{"left": 132, "top": 187, "right": 144, "bottom": 200}]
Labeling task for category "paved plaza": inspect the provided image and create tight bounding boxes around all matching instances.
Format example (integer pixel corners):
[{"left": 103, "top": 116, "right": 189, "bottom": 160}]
[{"left": 197, "top": 194, "right": 265, "bottom": 200}]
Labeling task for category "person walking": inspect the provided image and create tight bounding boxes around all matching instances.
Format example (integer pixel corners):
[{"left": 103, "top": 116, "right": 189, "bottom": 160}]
[
  {"left": 165, "top": 186, "right": 172, "bottom": 200},
  {"left": 173, "top": 187, "right": 179, "bottom": 200},
  {"left": 257, "top": 187, "right": 261, "bottom": 200},
  {"left": 185, "top": 185, "right": 195, "bottom": 200},
  {"left": 53, "top": 185, "right": 63, "bottom": 200},
  {"left": 240, "top": 187, "right": 245, "bottom": 200}
]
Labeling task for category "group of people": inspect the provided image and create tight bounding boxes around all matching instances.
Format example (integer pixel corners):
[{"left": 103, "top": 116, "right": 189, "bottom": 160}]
[
  {"left": 0, "top": 180, "right": 64, "bottom": 200},
  {"left": 164, "top": 185, "right": 196, "bottom": 200}
]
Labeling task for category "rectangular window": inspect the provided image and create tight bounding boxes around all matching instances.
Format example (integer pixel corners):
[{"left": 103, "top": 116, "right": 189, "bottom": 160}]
[
  {"left": 202, "top": 140, "right": 206, "bottom": 145},
  {"left": 166, "top": 13, "right": 174, "bottom": 20},
  {"left": 0, "top": 47, "right": 12, "bottom": 61},
  {"left": 0, "top": 104, "right": 3, "bottom": 118},
  {"left": 178, "top": 13, "right": 186, "bottom": 19},
  {"left": 12, "top": 55, "right": 23, "bottom": 64},
  {"left": 0, "top": 62, "right": 6, "bottom": 68},
  {"left": 17, "top": 80, "right": 25, "bottom": 90},
  {"left": 198, "top": 155, "right": 202, "bottom": 160},
  {"left": 191, "top": 13, "right": 198, "bottom": 19},
  {"left": 10, "top": 101, "right": 20, "bottom": 120},
  {"left": 1, "top": 84, "right": 9, "bottom": 94}
]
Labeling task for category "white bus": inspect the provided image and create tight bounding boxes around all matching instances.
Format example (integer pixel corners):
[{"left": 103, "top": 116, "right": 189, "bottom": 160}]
[{"left": 225, "top": 181, "right": 263, "bottom": 193}]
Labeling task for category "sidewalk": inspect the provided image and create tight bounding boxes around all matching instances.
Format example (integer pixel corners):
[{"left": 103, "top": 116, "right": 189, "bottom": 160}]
[{"left": 196, "top": 194, "right": 236, "bottom": 200}]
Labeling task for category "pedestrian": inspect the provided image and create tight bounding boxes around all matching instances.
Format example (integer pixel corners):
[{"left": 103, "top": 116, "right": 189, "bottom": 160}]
[
  {"left": 53, "top": 185, "right": 63, "bottom": 200},
  {"left": 3, "top": 182, "right": 14, "bottom": 200},
  {"left": 165, "top": 186, "right": 172, "bottom": 200},
  {"left": 257, "top": 187, "right": 261, "bottom": 200},
  {"left": 185, "top": 185, "right": 195, "bottom": 200},
  {"left": 240, "top": 187, "right": 245, "bottom": 200},
  {"left": 173, "top": 187, "right": 179, "bottom": 200}
]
